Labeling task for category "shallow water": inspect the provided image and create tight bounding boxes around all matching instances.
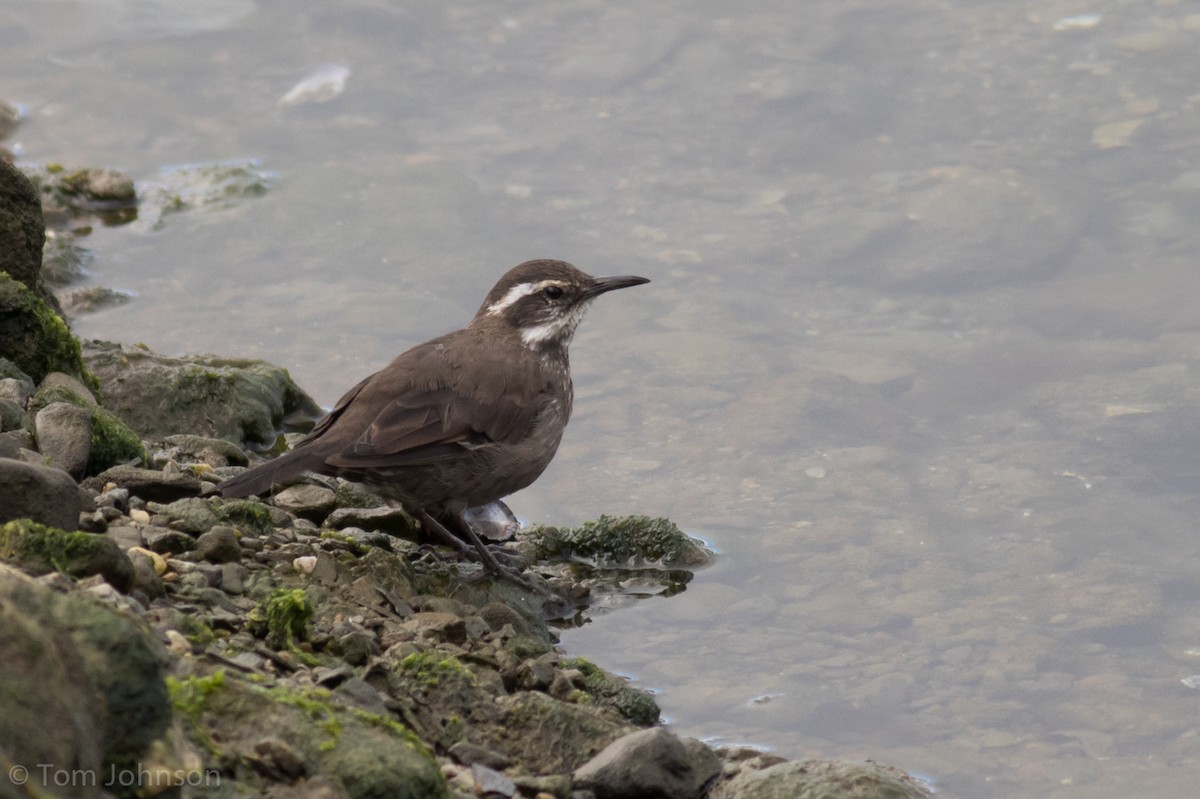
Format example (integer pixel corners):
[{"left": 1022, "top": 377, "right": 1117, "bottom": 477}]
[{"left": 6, "top": 2, "right": 1200, "bottom": 796}]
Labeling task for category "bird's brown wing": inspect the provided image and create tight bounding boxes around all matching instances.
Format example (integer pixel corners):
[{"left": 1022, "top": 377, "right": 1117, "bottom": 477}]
[
  {"left": 300, "top": 373, "right": 374, "bottom": 443},
  {"left": 323, "top": 387, "right": 541, "bottom": 469}
]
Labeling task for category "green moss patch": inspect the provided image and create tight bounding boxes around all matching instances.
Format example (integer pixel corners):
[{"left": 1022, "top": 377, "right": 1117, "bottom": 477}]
[
  {"left": 561, "top": 657, "right": 661, "bottom": 727},
  {"left": 248, "top": 588, "right": 314, "bottom": 649}
]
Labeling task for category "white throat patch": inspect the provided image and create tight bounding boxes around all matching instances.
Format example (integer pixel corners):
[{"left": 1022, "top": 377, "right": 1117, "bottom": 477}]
[{"left": 521, "top": 304, "right": 588, "bottom": 347}]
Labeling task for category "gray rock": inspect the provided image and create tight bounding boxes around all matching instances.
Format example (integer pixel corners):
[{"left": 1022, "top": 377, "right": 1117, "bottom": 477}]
[
  {"left": 448, "top": 740, "right": 513, "bottom": 770},
  {"left": 325, "top": 506, "right": 418, "bottom": 537},
  {"left": 219, "top": 561, "right": 247, "bottom": 594},
  {"left": 37, "top": 371, "right": 98, "bottom": 406},
  {"left": 0, "top": 427, "right": 35, "bottom": 458},
  {"left": 157, "top": 496, "right": 220, "bottom": 534},
  {"left": 81, "top": 339, "right": 322, "bottom": 448},
  {"left": 104, "top": 524, "right": 144, "bottom": 551},
  {"left": 95, "top": 486, "right": 130, "bottom": 511},
  {"left": 709, "top": 758, "right": 934, "bottom": 799},
  {"left": 77, "top": 509, "right": 107, "bottom": 533},
  {"left": 192, "top": 525, "right": 241, "bottom": 563},
  {"left": 470, "top": 763, "right": 516, "bottom": 798},
  {"left": 0, "top": 458, "right": 81, "bottom": 530},
  {"left": 0, "top": 395, "right": 24, "bottom": 431},
  {"left": 159, "top": 433, "right": 250, "bottom": 467},
  {"left": 0, "top": 372, "right": 35, "bottom": 405},
  {"left": 84, "top": 464, "right": 202, "bottom": 502},
  {"left": 35, "top": 400, "right": 93, "bottom": 478},
  {"left": 273, "top": 483, "right": 337, "bottom": 521},
  {"left": 574, "top": 727, "right": 720, "bottom": 799},
  {"left": 142, "top": 526, "right": 195, "bottom": 555}
]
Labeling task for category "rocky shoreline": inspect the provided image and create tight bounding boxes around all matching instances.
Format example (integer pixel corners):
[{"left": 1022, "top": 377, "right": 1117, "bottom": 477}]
[{"left": 1, "top": 153, "right": 933, "bottom": 798}]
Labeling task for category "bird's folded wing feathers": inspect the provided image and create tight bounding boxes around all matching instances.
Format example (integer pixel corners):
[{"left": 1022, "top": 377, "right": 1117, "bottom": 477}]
[
  {"left": 300, "top": 373, "right": 373, "bottom": 443},
  {"left": 324, "top": 388, "right": 538, "bottom": 469}
]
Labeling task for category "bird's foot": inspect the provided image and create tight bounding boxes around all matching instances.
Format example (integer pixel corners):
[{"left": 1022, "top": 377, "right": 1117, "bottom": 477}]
[{"left": 419, "top": 511, "right": 547, "bottom": 595}]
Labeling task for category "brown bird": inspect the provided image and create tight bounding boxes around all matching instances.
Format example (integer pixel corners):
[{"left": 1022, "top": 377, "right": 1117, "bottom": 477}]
[{"left": 217, "top": 259, "right": 649, "bottom": 580}]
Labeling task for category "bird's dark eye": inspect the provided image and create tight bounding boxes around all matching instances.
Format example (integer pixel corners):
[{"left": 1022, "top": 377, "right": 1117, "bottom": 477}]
[{"left": 542, "top": 285, "right": 564, "bottom": 300}]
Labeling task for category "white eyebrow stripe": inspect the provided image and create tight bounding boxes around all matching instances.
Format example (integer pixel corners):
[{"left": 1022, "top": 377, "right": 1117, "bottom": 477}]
[{"left": 485, "top": 280, "right": 562, "bottom": 315}]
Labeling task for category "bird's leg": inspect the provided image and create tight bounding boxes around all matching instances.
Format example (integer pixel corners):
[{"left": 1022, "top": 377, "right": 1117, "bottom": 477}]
[
  {"left": 413, "top": 511, "right": 474, "bottom": 555},
  {"left": 419, "top": 510, "right": 540, "bottom": 591}
]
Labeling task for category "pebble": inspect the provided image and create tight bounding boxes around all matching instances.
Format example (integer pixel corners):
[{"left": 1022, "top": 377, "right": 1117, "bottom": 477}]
[
  {"left": 192, "top": 526, "right": 242, "bottom": 563},
  {"left": 272, "top": 484, "right": 337, "bottom": 521},
  {"left": 143, "top": 526, "right": 196, "bottom": 556}
]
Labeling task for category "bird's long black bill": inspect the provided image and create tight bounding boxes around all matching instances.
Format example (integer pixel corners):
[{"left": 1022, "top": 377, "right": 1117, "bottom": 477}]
[{"left": 585, "top": 274, "right": 650, "bottom": 298}]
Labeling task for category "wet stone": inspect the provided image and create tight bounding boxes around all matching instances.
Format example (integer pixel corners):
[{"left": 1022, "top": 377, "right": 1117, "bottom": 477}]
[
  {"left": 85, "top": 465, "right": 202, "bottom": 502},
  {"left": 401, "top": 612, "right": 467, "bottom": 644},
  {"left": 142, "top": 526, "right": 195, "bottom": 555},
  {"left": 324, "top": 506, "right": 417, "bottom": 537},
  {"left": 219, "top": 562, "right": 248, "bottom": 594},
  {"left": 160, "top": 434, "right": 250, "bottom": 467},
  {"left": 77, "top": 510, "right": 107, "bottom": 533},
  {"left": 448, "top": 741, "right": 513, "bottom": 771},
  {"left": 273, "top": 484, "right": 338, "bottom": 521},
  {"left": 191, "top": 525, "right": 241, "bottom": 563},
  {"left": 105, "top": 525, "right": 144, "bottom": 551},
  {"left": 157, "top": 497, "right": 220, "bottom": 534},
  {"left": 575, "top": 727, "right": 721, "bottom": 799}
]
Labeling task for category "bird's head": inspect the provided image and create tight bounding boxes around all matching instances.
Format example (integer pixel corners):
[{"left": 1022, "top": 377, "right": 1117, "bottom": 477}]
[{"left": 475, "top": 259, "right": 649, "bottom": 349}]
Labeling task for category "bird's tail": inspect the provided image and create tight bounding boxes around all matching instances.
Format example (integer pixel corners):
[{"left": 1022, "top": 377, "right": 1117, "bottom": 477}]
[{"left": 217, "top": 447, "right": 327, "bottom": 498}]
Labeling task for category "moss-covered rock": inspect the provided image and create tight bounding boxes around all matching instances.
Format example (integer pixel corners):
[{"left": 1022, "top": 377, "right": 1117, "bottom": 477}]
[
  {"left": 709, "top": 758, "right": 935, "bottom": 799},
  {"left": 0, "top": 565, "right": 172, "bottom": 799},
  {"left": 561, "top": 657, "right": 660, "bottom": 727},
  {"left": 87, "top": 403, "right": 145, "bottom": 474},
  {"left": 0, "top": 519, "right": 133, "bottom": 590},
  {"left": 21, "top": 163, "right": 138, "bottom": 222},
  {"left": 82, "top": 339, "right": 323, "bottom": 447},
  {"left": 0, "top": 158, "right": 54, "bottom": 302},
  {"left": 476, "top": 691, "right": 629, "bottom": 774},
  {"left": 0, "top": 271, "right": 94, "bottom": 389},
  {"left": 170, "top": 666, "right": 446, "bottom": 799},
  {"left": 526, "top": 515, "right": 712, "bottom": 568}
]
